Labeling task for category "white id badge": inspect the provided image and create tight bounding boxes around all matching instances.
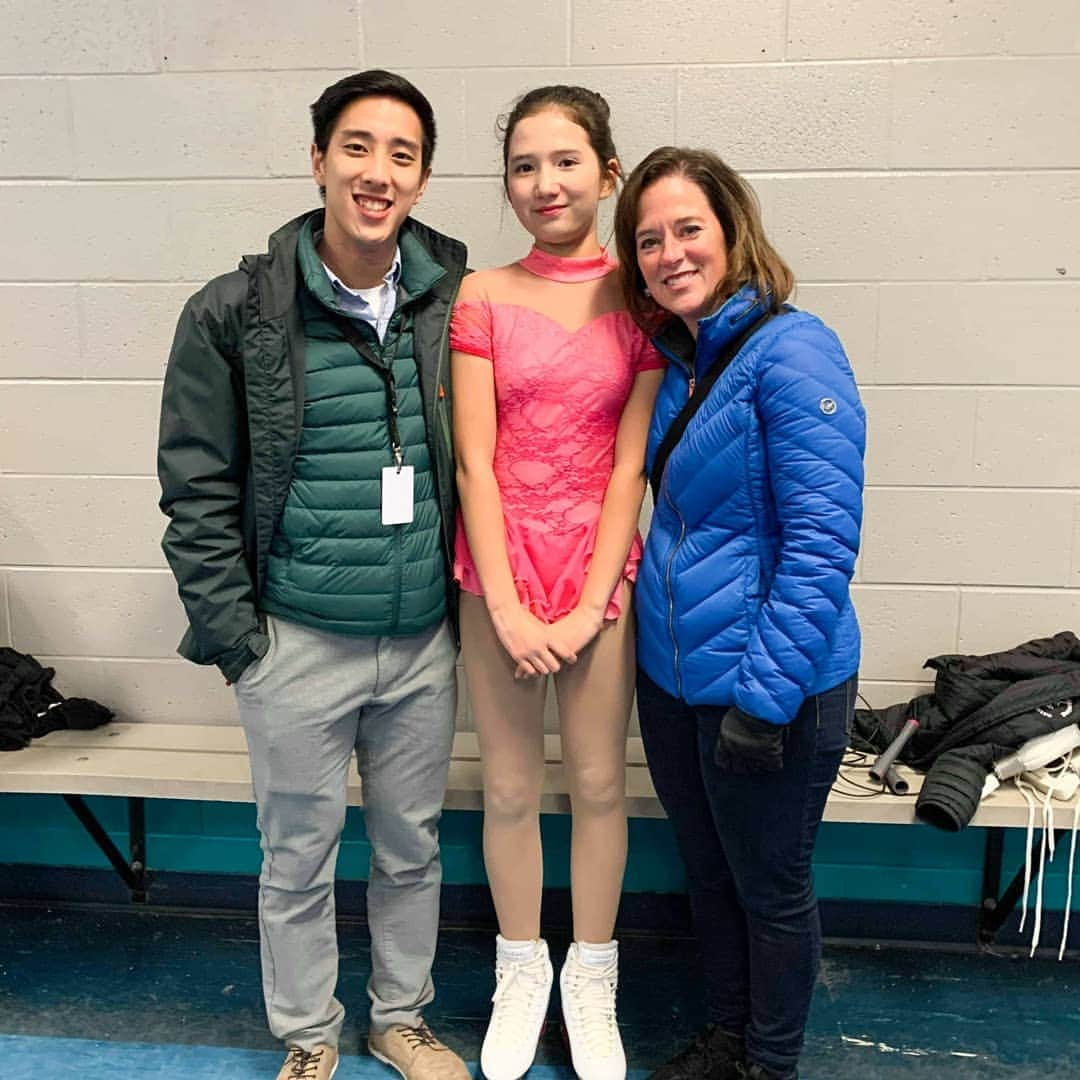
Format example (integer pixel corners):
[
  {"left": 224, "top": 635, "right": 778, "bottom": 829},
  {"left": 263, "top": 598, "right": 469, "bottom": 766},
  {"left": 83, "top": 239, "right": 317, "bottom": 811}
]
[{"left": 381, "top": 465, "right": 414, "bottom": 525}]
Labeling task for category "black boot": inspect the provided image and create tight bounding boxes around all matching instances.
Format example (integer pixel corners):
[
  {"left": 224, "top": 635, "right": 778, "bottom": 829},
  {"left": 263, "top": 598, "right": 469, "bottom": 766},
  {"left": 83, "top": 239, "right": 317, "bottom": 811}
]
[
  {"left": 739, "top": 1062, "right": 797, "bottom": 1080},
  {"left": 649, "top": 1024, "right": 746, "bottom": 1080}
]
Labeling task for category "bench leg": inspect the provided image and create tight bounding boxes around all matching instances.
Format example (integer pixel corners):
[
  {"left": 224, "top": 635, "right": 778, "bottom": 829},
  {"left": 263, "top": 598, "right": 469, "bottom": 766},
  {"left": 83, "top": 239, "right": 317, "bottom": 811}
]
[
  {"left": 62, "top": 794, "right": 148, "bottom": 903},
  {"left": 128, "top": 797, "right": 147, "bottom": 903},
  {"left": 977, "top": 828, "right": 1004, "bottom": 946}
]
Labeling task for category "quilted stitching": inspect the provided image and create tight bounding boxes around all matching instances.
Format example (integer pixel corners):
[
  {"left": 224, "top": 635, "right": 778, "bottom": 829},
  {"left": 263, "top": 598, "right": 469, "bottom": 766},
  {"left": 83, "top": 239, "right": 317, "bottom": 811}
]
[{"left": 638, "top": 288, "right": 866, "bottom": 722}]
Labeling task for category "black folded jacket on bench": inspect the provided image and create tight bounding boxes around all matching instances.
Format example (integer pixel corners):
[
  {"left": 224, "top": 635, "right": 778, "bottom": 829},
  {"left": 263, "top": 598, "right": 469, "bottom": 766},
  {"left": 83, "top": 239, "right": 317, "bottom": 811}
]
[
  {"left": 0, "top": 646, "right": 113, "bottom": 752},
  {"left": 852, "top": 630, "right": 1080, "bottom": 831}
]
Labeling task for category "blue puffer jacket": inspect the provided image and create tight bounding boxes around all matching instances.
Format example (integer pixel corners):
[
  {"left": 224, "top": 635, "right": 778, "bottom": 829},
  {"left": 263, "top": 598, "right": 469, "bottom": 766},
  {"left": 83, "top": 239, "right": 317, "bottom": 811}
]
[{"left": 637, "top": 285, "right": 866, "bottom": 725}]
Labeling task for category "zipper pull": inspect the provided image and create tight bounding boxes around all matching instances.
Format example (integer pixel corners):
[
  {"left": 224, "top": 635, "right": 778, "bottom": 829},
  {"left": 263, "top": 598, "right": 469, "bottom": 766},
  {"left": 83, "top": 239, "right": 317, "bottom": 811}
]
[{"left": 687, "top": 377, "right": 696, "bottom": 398}]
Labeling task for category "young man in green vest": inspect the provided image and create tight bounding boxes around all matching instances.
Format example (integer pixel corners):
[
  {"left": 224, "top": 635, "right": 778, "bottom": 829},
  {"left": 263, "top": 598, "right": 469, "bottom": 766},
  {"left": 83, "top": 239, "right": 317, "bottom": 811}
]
[{"left": 158, "top": 71, "right": 469, "bottom": 1080}]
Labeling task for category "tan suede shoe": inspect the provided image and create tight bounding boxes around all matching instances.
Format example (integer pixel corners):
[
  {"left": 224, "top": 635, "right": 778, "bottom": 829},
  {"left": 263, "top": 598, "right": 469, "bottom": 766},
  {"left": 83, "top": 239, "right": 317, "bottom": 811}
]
[
  {"left": 368, "top": 1021, "right": 470, "bottom": 1080},
  {"left": 275, "top": 1044, "right": 338, "bottom": 1080}
]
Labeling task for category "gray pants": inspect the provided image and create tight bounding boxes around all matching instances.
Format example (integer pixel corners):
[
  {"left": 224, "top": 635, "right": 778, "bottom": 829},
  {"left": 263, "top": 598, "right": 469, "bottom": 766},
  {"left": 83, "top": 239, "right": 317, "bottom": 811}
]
[{"left": 234, "top": 613, "right": 457, "bottom": 1050}]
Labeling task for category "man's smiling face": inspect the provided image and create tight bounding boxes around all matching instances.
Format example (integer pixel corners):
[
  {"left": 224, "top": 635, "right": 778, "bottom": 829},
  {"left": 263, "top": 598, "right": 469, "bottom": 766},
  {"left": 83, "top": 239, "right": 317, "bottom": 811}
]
[{"left": 311, "top": 95, "right": 430, "bottom": 280}]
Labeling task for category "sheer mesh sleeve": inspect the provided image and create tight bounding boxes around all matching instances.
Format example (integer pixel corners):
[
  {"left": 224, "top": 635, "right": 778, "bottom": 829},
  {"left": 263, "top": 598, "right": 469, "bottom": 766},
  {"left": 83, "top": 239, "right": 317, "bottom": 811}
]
[
  {"left": 450, "top": 300, "right": 494, "bottom": 361},
  {"left": 634, "top": 331, "right": 666, "bottom": 373}
]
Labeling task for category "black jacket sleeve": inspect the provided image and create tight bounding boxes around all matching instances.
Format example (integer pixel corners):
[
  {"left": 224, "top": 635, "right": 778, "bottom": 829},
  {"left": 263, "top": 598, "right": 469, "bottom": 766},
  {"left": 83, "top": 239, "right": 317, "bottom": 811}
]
[{"left": 915, "top": 744, "right": 997, "bottom": 832}]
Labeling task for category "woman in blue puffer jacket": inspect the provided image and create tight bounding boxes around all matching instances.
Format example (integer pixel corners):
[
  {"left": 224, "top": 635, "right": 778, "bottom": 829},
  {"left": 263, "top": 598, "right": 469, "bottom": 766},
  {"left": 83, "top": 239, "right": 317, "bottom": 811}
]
[{"left": 614, "top": 147, "right": 866, "bottom": 1080}]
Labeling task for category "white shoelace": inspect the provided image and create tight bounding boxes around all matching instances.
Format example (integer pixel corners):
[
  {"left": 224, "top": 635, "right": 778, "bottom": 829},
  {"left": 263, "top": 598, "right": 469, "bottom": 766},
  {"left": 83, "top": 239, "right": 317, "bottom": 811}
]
[
  {"left": 1014, "top": 750, "right": 1080, "bottom": 958},
  {"left": 1060, "top": 798, "right": 1080, "bottom": 960},
  {"left": 1031, "top": 779, "right": 1053, "bottom": 955},
  {"left": 564, "top": 957, "right": 620, "bottom": 1056},
  {"left": 1017, "top": 775, "right": 1038, "bottom": 934},
  {"left": 1015, "top": 774, "right": 1054, "bottom": 954},
  {"left": 489, "top": 952, "right": 550, "bottom": 1042}
]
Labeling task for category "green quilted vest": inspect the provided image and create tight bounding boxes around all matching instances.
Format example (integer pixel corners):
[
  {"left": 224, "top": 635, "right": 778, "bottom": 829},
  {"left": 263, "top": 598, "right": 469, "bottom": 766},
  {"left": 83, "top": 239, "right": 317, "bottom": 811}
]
[{"left": 260, "top": 221, "right": 447, "bottom": 636}]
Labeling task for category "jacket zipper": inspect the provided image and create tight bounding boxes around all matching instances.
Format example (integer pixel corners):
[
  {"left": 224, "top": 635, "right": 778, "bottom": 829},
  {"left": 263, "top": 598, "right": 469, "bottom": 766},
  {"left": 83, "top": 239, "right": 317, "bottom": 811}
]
[
  {"left": 389, "top": 312, "right": 413, "bottom": 635},
  {"left": 654, "top": 348, "right": 693, "bottom": 699},
  {"left": 391, "top": 524, "right": 403, "bottom": 632},
  {"left": 663, "top": 483, "right": 686, "bottom": 699}
]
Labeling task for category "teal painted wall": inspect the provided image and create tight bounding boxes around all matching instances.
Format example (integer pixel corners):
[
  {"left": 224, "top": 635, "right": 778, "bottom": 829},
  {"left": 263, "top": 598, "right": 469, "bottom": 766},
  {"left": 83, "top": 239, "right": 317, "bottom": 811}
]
[{"left": 2, "top": 792, "right": 1078, "bottom": 911}]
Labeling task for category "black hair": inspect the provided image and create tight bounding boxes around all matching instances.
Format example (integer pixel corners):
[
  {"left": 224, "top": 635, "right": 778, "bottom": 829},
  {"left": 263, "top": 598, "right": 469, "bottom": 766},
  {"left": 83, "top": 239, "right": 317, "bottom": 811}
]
[
  {"left": 310, "top": 70, "right": 437, "bottom": 171},
  {"left": 499, "top": 85, "right": 619, "bottom": 194}
]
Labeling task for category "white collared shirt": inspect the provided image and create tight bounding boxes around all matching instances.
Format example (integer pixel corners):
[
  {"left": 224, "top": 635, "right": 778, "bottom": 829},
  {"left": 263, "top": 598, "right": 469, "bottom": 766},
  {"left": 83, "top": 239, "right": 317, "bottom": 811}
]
[{"left": 321, "top": 247, "right": 402, "bottom": 343}]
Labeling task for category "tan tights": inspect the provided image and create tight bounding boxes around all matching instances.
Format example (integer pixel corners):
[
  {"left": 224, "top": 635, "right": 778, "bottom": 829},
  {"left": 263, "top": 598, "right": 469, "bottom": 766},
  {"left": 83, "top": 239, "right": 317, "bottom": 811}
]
[{"left": 459, "top": 587, "right": 635, "bottom": 943}]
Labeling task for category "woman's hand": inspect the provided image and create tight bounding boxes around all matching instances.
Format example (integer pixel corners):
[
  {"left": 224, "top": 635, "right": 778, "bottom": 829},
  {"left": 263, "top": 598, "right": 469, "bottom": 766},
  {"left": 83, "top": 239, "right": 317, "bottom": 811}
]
[
  {"left": 713, "top": 706, "right": 786, "bottom": 773},
  {"left": 490, "top": 604, "right": 563, "bottom": 679}
]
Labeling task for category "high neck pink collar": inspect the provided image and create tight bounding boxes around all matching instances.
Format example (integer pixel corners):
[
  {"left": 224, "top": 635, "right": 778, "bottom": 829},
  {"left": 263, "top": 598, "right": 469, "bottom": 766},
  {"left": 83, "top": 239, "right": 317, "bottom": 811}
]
[{"left": 519, "top": 245, "right": 617, "bottom": 283}]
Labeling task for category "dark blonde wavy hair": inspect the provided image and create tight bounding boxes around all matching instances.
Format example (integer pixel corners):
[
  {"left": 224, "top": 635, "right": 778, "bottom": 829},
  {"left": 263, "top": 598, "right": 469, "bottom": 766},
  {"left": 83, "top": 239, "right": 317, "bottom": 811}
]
[{"left": 614, "top": 146, "right": 794, "bottom": 329}]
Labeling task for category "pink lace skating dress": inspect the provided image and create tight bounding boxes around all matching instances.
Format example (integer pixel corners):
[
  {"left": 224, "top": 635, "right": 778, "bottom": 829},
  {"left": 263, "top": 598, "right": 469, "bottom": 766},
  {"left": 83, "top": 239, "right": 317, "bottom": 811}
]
[{"left": 450, "top": 246, "right": 664, "bottom": 622}]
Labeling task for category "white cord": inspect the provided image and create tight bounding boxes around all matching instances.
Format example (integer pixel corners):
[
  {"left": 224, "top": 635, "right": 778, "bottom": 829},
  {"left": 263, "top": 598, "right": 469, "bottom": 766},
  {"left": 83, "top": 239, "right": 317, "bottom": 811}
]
[
  {"left": 1016, "top": 777, "right": 1038, "bottom": 933},
  {"left": 1042, "top": 779, "right": 1056, "bottom": 859},
  {"left": 1029, "top": 782, "right": 1055, "bottom": 956},
  {"left": 1059, "top": 799, "right": 1080, "bottom": 961}
]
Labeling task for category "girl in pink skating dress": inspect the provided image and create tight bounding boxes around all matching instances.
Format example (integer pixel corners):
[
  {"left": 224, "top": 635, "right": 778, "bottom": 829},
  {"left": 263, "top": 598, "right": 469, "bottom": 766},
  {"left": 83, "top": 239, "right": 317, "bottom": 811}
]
[{"left": 451, "top": 87, "right": 664, "bottom": 1080}]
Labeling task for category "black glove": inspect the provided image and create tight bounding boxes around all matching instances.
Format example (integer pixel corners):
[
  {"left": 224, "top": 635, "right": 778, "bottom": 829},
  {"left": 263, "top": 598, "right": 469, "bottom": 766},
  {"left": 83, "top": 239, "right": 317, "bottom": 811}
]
[{"left": 715, "top": 706, "right": 786, "bottom": 773}]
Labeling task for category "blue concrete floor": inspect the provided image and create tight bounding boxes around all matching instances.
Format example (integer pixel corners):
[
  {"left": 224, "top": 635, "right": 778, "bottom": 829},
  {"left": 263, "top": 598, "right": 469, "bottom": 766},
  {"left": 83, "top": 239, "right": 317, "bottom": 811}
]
[{"left": 1, "top": 904, "right": 1078, "bottom": 1078}]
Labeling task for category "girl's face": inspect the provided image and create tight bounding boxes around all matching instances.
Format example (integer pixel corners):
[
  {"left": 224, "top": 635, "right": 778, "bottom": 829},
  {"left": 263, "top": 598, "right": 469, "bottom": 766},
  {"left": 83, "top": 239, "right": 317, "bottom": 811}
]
[
  {"left": 505, "top": 107, "right": 616, "bottom": 257},
  {"left": 634, "top": 173, "right": 729, "bottom": 336}
]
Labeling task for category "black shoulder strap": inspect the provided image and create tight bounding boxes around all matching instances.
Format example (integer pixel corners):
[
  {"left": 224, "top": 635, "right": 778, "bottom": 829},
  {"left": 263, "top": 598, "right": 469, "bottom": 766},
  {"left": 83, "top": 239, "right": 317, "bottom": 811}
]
[{"left": 649, "top": 311, "right": 781, "bottom": 502}]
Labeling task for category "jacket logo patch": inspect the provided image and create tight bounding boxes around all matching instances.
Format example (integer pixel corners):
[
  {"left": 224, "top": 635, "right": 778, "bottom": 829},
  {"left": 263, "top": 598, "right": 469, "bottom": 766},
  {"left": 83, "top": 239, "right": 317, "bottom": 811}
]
[
  {"left": 819, "top": 397, "right": 837, "bottom": 415},
  {"left": 1036, "top": 699, "right": 1074, "bottom": 720}
]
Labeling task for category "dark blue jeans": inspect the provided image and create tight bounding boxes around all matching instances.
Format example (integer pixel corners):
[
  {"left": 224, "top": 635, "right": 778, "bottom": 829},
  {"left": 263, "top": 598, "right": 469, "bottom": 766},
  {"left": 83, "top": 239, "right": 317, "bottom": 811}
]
[{"left": 636, "top": 669, "right": 856, "bottom": 1079}]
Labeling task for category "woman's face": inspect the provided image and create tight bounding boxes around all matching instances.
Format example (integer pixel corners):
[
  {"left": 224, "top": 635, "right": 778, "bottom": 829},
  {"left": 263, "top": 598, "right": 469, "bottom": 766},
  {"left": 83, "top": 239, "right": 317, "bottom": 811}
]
[
  {"left": 634, "top": 173, "right": 729, "bottom": 335},
  {"left": 505, "top": 107, "right": 615, "bottom": 257}
]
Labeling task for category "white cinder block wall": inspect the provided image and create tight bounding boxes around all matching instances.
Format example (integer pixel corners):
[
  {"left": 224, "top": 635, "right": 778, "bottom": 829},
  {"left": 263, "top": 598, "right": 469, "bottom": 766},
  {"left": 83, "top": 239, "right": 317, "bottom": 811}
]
[{"left": 1, "top": 1, "right": 1078, "bottom": 727}]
